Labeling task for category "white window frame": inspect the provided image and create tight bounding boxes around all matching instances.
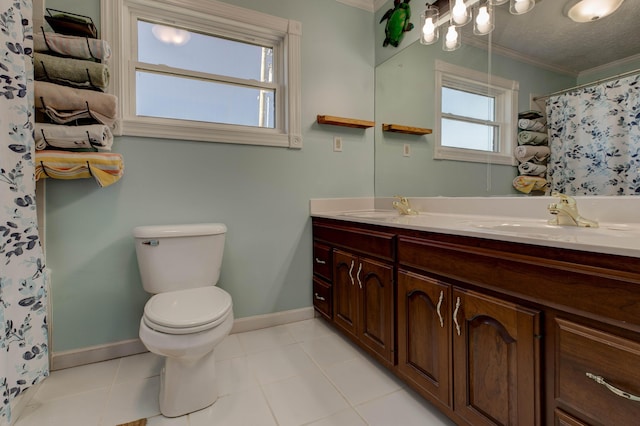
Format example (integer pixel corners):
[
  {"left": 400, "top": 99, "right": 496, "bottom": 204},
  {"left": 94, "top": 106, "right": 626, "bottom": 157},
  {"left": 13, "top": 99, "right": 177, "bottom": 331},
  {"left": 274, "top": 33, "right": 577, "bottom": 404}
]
[
  {"left": 101, "top": 0, "right": 302, "bottom": 149},
  {"left": 434, "top": 60, "right": 518, "bottom": 165}
]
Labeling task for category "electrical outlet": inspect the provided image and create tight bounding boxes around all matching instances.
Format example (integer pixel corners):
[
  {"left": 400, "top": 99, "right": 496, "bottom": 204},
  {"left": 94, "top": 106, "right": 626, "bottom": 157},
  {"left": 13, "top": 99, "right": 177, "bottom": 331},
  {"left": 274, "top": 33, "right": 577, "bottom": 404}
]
[
  {"left": 333, "top": 136, "right": 343, "bottom": 152},
  {"left": 403, "top": 144, "right": 411, "bottom": 157}
]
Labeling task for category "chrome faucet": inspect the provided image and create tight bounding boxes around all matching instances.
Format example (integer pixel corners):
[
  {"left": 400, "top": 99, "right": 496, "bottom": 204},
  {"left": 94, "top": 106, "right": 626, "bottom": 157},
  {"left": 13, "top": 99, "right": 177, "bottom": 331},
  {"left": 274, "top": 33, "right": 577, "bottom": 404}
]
[
  {"left": 547, "top": 192, "right": 598, "bottom": 228},
  {"left": 392, "top": 195, "right": 419, "bottom": 215}
]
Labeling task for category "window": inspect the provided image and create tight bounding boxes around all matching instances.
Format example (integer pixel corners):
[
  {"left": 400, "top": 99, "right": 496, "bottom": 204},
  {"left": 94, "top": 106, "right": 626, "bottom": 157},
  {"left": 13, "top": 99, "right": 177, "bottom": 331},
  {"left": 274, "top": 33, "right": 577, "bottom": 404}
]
[
  {"left": 434, "top": 61, "right": 518, "bottom": 164},
  {"left": 102, "top": 0, "right": 302, "bottom": 148}
]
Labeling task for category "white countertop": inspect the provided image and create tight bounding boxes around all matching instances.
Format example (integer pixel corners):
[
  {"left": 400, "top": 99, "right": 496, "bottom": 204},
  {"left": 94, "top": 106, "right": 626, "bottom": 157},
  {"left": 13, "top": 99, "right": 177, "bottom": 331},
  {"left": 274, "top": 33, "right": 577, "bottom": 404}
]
[{"left": 310, "top": 197, "right": 640, "bottom": 258}]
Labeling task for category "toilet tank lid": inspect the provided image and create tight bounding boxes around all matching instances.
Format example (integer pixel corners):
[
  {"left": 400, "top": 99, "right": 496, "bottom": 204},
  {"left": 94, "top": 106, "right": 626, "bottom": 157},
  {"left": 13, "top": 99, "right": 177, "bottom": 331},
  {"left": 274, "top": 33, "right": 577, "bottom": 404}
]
[{"left": 133, "top": 223, "right": 227, "bottom": 238}]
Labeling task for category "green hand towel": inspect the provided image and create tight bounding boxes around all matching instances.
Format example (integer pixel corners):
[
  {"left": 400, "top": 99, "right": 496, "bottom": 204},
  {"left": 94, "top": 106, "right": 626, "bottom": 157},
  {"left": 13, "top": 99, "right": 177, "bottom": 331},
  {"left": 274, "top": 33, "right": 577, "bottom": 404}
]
[{"left": 34, "top": 53, "right": 109, "bottom": 91}]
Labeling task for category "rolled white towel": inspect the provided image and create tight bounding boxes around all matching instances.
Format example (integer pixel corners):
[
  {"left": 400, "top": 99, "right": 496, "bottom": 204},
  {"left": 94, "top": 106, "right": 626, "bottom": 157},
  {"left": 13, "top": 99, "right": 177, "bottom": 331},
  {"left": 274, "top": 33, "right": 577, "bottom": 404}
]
[
  {"left": 35, "top": 123, "right": 113, "bottom": 151},
  {"left": 518, "top": 161, "right": 547, "bottom": 177},
  {"left": 518, "top": 119, "right": 546, "bottom": 132},
  {"left": 518, "top": 130, "right": 548, "bottom": 145},
  {"left": 514, "top": 146, "right": 550, "bottom": 164}
]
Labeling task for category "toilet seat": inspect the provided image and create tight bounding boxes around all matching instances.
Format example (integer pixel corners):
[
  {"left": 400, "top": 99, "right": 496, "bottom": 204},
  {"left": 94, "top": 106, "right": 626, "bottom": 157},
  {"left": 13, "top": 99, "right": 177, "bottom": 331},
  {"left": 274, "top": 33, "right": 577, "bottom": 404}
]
[{"left": 143, "top": 287, "right": 232, "bottom": 335}]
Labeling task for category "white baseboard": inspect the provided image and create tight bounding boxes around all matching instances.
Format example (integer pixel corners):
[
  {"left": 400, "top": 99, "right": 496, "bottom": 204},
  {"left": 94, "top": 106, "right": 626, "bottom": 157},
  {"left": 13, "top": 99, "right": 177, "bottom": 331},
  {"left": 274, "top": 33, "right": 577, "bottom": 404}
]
[
  {"left": 230, "top": 306, "right": 315, "bottom": 334},
  {"left": 51, "top": 306, "right": 315, "bottom": 370},
  {"left": 51, "top": 338, "right": 147, "bottom": 371}
]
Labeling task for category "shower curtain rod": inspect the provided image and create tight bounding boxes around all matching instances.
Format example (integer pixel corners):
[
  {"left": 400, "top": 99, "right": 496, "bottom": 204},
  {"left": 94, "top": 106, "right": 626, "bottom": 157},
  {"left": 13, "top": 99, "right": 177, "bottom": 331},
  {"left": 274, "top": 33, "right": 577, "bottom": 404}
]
[{"left": 533, "top": 68, "right": 640, "bottom": 102}]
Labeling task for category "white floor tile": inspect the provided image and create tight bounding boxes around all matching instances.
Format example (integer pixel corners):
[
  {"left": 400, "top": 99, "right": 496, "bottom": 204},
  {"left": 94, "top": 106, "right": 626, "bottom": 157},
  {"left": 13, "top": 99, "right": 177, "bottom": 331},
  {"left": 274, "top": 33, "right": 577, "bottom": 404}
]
[
  {"left": 262, "top": 369, "right": 349, "bottom": 426},
  {"left": 307, "top": 408, "right": 367, "bottom": 426},
  {"left": 247, "top": 343, "right": 319, "bottom": 385},
  {"left": 300, "top": 333, "right": 362, "bottom": 368},
  {"left": 146, "top": 414, "right": 189, "bottom": 425},
  {"left": 101, "top": 376, "right": 161, "bottom": 425},
  {"left": 285, "top": 318, "right": 334, "bottom": 342},
  {"left": 215, "top": 356, "right": 259, "bottom": 396},
  {"left": 114, "top": 352, "right": 163, "bottom": 383},
  {"left": 324, "top": 357, "right": 402, "bottom": 405},
  {"left": 15, "top": 387, "right": 108, "bottom": 426},
  {"left": 356, "top": 389, "right": 456, "bottom": 426},
  {"left": 215, "top": 334, "right": 246, "bottom": 361},
  {"left": 188, "top": 388, "right": 276, "bottom": 426},
  {"left": 34, "top": 359, "right": 119, "bottom": 402},
  {"left": 236, "top": 324, "right": 296, "bottom": 354}
]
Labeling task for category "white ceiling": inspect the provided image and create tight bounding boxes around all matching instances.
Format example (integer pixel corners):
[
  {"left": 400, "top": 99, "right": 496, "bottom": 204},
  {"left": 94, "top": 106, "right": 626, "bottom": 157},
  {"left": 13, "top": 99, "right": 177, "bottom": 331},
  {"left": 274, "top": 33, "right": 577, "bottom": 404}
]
[{"left": 364, "top": 0, "right": 640, "bottom": 76}]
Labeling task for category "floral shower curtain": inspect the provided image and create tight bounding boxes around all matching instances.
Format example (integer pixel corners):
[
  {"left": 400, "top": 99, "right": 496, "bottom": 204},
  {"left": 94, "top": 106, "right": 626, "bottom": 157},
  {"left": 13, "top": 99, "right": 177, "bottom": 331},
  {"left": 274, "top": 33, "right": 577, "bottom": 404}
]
[
  {"left": 545, "top": 73, "right": 640, "bottom": 195},
  {"left": 0, "top": 0, "right": 49, "bottom": 422}
]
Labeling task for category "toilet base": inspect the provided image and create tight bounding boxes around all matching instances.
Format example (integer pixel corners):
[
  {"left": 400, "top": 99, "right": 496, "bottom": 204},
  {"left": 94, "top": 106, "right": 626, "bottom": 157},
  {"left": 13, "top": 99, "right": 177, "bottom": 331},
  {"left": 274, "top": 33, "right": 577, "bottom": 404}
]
[{"left": 159, "top": 349, "right": 218, "bottom": 417}]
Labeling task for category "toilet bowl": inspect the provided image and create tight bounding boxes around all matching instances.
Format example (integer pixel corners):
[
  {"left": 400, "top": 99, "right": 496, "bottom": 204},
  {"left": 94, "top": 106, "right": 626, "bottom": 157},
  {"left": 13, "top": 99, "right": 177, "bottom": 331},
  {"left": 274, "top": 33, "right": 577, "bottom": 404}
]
[{"left": 133, "top": 223, "right": 233, "bottom": 418}]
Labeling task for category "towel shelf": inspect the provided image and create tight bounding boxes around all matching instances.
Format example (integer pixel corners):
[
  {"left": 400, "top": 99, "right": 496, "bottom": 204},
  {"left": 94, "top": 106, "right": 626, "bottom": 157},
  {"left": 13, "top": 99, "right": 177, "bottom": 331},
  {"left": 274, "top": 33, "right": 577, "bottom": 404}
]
[
  {"left": 382, "top": 124, "right": 432, "bottom": 135},
  {"left": 317, "top": 115, "right": 375, "bottom": 129}
]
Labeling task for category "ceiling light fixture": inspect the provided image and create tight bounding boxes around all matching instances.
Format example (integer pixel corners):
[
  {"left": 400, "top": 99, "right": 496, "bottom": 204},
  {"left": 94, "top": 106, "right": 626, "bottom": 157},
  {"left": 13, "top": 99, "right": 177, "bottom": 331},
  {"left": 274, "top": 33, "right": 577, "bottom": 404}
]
[
  {"left": 567, "top": 0, "right": 624, "bottom": 23},
  {"left": 151, "top": 24, "right": 191, "bottom": 46}
]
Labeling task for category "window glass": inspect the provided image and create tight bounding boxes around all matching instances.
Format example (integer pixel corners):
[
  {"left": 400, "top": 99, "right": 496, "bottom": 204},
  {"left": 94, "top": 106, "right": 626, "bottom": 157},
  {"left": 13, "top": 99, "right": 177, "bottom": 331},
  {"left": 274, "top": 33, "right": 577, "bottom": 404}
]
[
  {"left": 137, "top": 21, "right": 273, "bottom": 82},
  {"left": 441, "top": 118, "right": 497, "bottom": 151},
  {"left": 441, "top": 87, "right": 494, "bottom": 120},
  {"left": 136, "top": 72, "right": 275, "bottom": 128}
]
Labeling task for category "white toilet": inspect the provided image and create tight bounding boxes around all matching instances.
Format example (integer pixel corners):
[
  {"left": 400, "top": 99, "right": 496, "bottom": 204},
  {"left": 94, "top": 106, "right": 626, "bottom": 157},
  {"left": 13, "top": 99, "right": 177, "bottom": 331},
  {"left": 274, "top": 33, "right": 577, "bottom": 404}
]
[{"left": 133, "top": 223, "right": 234, "bottom": 418}]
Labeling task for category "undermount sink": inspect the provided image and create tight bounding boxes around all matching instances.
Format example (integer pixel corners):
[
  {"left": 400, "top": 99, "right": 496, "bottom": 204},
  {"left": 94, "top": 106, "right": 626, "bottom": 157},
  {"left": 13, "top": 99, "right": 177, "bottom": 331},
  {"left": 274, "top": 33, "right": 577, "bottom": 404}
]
[{"left": 467, "top": 220, "right": 640, "bottom": 240}]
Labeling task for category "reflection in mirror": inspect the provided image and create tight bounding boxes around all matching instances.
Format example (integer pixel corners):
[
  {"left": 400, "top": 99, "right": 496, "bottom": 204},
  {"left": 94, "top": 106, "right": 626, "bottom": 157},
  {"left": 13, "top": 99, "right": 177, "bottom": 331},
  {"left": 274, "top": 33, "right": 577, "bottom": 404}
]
[{"left": 374, "top": 0, "right": 640, "bottom": 197}]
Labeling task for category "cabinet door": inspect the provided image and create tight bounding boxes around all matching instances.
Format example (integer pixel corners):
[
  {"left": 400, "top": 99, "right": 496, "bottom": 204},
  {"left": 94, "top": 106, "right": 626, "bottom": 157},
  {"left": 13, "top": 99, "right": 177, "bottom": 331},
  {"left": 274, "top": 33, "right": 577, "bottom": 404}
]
[
  {"left": 453, "top": 288, "right": 541, "bottom": 426},
  {"left": 397, "top": 270, "right": 451, "bottom": 406},
  {"left": 333, "top": 249, "right": 358, "bottom": 338},
  {"left": 358, "top": 256, "right": 394, "bottom": 363}
]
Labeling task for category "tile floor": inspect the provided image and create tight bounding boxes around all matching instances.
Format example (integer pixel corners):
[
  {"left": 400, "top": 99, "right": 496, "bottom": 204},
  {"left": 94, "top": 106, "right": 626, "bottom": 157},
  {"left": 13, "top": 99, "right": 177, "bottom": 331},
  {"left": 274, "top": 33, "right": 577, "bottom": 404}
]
[{"left": 14, "top": 318, "right": 456, "bottom": 426}]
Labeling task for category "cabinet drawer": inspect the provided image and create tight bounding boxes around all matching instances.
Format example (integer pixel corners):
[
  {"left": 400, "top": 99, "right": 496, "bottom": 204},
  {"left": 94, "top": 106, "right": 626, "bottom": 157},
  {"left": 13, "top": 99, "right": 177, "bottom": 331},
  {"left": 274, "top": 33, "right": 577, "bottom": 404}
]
[
  {"left": 313, "top": 222, "right": 395, "bottom": 261},
  {"left": 555, "top": 318, "right": 640, "bottom": 425},
  {"left": 313, "top": 242, "right": 332, "bottom": 280},
  {"left": 313, "top": 277, "right": 332, "bottom": 320}
]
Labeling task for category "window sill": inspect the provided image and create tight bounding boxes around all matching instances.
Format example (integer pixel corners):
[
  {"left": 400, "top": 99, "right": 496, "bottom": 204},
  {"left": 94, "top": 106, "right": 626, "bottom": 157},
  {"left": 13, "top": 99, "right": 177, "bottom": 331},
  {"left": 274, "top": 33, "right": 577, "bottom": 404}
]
[{"left": 434, "top": 146, "right": 515, "bottom": 165}]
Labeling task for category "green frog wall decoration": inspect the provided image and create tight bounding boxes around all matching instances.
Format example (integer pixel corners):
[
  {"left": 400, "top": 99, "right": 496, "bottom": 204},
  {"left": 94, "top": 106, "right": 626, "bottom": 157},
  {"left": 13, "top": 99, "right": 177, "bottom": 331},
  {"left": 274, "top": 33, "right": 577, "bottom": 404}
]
[{"left": 380, "top": 0, "right": 414, "bottom": 47}]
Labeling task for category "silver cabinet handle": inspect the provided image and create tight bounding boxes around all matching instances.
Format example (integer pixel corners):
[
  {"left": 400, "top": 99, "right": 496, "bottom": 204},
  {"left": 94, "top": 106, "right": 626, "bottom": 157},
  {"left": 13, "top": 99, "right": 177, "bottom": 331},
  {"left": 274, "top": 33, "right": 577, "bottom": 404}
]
[
  {"left": 453, "top": 297, "right": 461, "bottom": 336},
  {"left": 586, "top": 373, "right": 640, "bottom": 402},
  {"left": 314, "top": 293, "right": 326, "bottom": 301},
  {"left": 356, "top": 263, "right": 363, "bottom": 289},
  {"left": 348, "top": 260, "right": 355, "bottom": 286},
  {"left": 436, "top": 290, "right": 444, "bottom": 328},
  {"left": 315, "top": 258, "right": 326, "bottom": 264}
]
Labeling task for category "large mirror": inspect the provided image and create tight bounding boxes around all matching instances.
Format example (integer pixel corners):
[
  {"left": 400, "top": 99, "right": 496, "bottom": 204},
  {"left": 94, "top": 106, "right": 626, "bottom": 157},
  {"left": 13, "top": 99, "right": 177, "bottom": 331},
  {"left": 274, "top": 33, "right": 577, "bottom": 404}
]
[{"left": 374, "top": 0, "right": 640, "bottom": 197}]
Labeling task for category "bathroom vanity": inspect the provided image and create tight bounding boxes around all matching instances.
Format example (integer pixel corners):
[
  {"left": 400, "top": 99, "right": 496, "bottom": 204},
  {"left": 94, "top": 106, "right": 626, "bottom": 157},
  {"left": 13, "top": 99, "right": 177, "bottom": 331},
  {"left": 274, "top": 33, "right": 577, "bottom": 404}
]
[{"left": 311, "top": 199, "right": 640, "bottom": 426}]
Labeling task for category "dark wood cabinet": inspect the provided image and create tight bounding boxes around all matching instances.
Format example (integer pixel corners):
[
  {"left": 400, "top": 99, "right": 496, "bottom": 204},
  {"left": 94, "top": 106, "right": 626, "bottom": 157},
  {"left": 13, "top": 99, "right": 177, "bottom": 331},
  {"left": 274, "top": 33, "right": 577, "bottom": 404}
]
[
  {"left": 397, "top": 270, "right": 451, "bottom": 407},
  {"left": 452, "top": 288, "right": 540, "bottom": 426},
  {"left": 333, "top": 248, "right": 395, "bottom": 365},
  {"left": 312, "top": 216, "right": 640, "bottom": 426}
]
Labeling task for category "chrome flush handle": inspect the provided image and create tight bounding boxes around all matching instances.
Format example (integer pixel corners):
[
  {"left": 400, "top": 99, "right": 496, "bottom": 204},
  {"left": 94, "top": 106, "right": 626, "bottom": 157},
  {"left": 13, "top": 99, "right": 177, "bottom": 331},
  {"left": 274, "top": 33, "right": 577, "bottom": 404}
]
[{"left": 142, "top": 240, "right": 159, "bottom": 246}]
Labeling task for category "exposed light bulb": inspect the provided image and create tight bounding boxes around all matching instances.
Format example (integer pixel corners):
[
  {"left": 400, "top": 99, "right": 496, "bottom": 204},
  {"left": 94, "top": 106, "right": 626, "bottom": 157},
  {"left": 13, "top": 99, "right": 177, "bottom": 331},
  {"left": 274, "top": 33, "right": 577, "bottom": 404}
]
[
  {"left": 514, "top": 0, "right": 532, "bottom": 14},
  {"left": 422, "top": 18, "right": 436, "bottom": 42},
  {"left": 475, "top": 6, "right": 491, "bottom": 34},
  {"left": 452, "top": 0, "right": 468, "bottom": 25},
  {"left": 445, "top": 26, "right": 459, "bottom": 49}
]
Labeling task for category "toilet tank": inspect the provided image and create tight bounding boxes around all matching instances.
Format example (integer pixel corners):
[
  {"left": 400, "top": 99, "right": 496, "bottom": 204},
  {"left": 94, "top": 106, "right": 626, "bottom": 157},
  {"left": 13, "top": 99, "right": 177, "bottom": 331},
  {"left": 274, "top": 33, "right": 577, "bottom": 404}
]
[{"left": 133, "top": 223, "right": 227, "bottom": 294}]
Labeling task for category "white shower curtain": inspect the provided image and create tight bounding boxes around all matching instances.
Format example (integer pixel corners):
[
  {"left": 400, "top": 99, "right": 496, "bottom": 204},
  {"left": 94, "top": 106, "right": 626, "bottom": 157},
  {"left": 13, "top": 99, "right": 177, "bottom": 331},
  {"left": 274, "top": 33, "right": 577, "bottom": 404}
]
[
  {"left": 545, "top": 73, "right": 640, "bottom": 195},
  {"left": 0, "top": 0, "right": 49, "bottom": 422}
]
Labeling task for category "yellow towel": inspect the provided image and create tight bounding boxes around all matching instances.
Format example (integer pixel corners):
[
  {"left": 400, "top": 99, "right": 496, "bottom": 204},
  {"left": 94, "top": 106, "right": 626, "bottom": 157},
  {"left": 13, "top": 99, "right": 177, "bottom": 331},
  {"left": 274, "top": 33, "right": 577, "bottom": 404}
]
[
  {"left": 35, "top": 151, "right": 124, "bottom": 187},
  {"left": 513, "top": 176, "right": 547, "bottom": 194}
]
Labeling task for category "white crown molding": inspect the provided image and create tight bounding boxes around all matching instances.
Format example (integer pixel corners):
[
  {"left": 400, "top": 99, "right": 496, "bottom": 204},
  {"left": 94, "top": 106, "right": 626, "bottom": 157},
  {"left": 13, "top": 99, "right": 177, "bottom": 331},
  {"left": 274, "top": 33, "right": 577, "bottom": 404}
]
[
  {"left": 578, "top": 53, "right": 640, "bottom": 81},
  {"left": 336, "top": 0, "right": 375, "bottom": 12}
]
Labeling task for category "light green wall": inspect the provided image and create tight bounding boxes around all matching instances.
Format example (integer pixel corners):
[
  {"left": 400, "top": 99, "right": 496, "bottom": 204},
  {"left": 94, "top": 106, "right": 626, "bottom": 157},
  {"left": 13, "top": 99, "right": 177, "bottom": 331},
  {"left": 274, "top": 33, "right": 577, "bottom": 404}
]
[{"left": 45, "top": 0, "right": 375, "bottom": 352}]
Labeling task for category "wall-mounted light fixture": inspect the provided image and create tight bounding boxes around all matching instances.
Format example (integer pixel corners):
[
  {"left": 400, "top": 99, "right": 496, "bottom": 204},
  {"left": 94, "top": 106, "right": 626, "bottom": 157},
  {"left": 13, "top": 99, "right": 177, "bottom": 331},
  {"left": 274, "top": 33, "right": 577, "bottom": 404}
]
[
  {"left": 420, "top": 0, "right": 536, "bottom": 52},
  {"left": 151, "top": 24, "right": 191, "bottom": 46},
  {"left": 567, "top": 0, "right": 624, "bottom": 23}
]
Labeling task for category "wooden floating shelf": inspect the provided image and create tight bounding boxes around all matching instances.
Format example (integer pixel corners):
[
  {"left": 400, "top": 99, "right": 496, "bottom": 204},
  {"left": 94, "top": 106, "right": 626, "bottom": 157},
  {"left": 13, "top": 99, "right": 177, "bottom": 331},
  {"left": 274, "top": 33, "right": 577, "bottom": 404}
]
[
  {"left": 317, "top": 115, "right": 374, "bottom": 129},
  {"left": 382, "top": 124, "right": 432, "bottom": 135}
]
